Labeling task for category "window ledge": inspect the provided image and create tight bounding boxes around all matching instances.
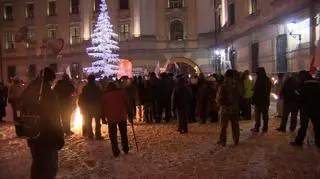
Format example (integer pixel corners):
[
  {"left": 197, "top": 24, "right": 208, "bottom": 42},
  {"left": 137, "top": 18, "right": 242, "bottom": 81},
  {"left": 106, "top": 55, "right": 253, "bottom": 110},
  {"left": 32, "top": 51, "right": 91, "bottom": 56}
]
[
  {"left": 69, "top": 43, "right": 82, "bottom": 46},
  {"left": 247, "top": 10, "right": 261, "bottom": 20},
  {"left": 165, "top": 7, "right": 187, "bottom": 13},
  {"left": 4, "top": 49, "right": 16, "bottom": 53},
  {"left": 221, "top": 23, "right": 235, "bottom": 32},
  {"left": 270, "top": 0, "right": 285, "bottom": 6}
]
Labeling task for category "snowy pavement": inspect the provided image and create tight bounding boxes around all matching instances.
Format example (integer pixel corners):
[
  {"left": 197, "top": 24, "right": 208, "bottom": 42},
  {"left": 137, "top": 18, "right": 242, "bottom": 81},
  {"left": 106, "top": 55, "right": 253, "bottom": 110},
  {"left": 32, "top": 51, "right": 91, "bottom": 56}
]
[{"left": 1, "top": 117, "right": 320, "bottom": 179}]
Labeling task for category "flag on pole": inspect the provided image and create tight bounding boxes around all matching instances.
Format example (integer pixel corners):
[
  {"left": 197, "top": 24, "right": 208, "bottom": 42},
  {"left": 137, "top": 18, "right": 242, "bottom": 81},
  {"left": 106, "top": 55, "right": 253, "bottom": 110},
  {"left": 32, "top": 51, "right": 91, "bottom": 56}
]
[
  {"left": 310, "top": 40, "right": 320, "bottom": 74},
  {"left": 154, "top": 61, "right": 160, "bottom": 77},
  {"left": 66, "top": 65, "right": 72, "bottom": 79},
  {"left": 163, "top": 59, "right": 171, "bottom": 72}
]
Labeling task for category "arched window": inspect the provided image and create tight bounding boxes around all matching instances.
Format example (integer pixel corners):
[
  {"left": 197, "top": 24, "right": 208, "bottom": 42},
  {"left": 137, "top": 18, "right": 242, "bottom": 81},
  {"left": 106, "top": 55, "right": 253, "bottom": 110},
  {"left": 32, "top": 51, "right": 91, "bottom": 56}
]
[
  {"left": 170, "top": 20, "right": 183, "bottom": 41},
  {"left": 168, "top": 0, "right": 184, "bottom": 9}
]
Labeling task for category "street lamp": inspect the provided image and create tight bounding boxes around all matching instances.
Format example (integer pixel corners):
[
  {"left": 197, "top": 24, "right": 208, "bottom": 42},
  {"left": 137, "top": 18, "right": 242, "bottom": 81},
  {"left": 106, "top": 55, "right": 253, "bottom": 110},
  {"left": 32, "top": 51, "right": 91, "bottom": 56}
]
[{"left": 287, "top": 21, "right": 302, "bottom": 41}]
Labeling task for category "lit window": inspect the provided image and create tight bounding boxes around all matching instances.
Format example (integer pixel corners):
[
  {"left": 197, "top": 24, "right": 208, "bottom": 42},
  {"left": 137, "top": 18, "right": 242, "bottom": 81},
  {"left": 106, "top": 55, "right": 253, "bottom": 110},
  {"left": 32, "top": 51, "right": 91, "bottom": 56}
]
[
  {"left": 25, "top": 3, "right": 34, "bottom": 19},
  {"left": 48, "top": 29, "right": 57, "bottom": 39},
  {"left": 70, "top": 27, "right": 81, "bottom": 44},
  {"left": 27, "top": 30, "right": 36, "bottom": 43},
  {"left": 70, "top": 0, "right": 79, "bottom": 14},
  {"left": 119, "top": 24, "right": 129, "bottom": 41},
  {"left": 93, "top": 0, "right": 100, "bottom": 12},
  {"left": 120, "top": 0, "right": 129, "bottom": 10},
  {"left": 3, "top": 4, "right": 13, "bottom": 20},
  {"left": 48, "top": 0, "right": 57, "bottom": 16},
  {"left": 168, "top": 0, "right": 184, "bottom": 9},
  {"left": 170, "top": 20, "right": 183, "bottom": 41},
  {"left": 249, "top": 0, "right": 257, "bottom": 14},
  {"left": 71, "top": 63, "right": 81, "bottom": 78},
  {"left": 3, "top": 32, "right": 15, "bottom": 49}
]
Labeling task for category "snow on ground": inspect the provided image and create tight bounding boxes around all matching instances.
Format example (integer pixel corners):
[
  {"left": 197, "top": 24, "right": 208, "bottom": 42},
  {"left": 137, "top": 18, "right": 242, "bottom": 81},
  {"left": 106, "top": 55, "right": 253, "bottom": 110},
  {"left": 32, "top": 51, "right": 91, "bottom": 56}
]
[{"left": 1, "top": 117, "right": 320, "bottom": 179}]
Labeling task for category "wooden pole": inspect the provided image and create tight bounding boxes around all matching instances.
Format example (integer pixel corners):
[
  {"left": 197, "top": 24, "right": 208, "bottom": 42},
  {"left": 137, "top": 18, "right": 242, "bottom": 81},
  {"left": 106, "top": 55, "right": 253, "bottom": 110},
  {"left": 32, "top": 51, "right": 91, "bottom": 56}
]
[
  {"left": 310, "top": 0, "right": 317, "bottom": 58},
  {"left": 0, "top": 37, "right": 3, "bottom": 83}
]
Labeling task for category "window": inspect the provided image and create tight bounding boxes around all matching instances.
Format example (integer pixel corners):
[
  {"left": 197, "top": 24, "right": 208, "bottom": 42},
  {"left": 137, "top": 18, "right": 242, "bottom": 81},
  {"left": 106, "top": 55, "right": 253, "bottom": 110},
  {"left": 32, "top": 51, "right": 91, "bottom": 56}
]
[
  {"left": 70, "top": 27, "right": 81, "bottom": 44},
  {"left": 25, "top": 3, "right": 34, "bottom": 19},
  {"left": 276, "top": 34, "right": 288, "bottom": 73},
  {"left": 48, "top": 29, "right": 57, "bottom": 39},
  {"left": 93, "top": 0, "right": 100, "bottom": 12},
  {"left": 48, "top": 0, "right": 57, "bottom": 16},
  {"left": 228, "top": 3, "right": 235, "bottom": 25},
  {"left": 215, "top": 9, "right": 221, "bottom": 31},
  {"left": 71, "top": 63, "right": 80, "bottom": 78},
  {"left": 3, "top": 32, "right": 15, "bottom": 50},
  {"left": 28, "top": 64, "right": 37, "bottom": 80},
  {"left": 251, "top": 42, "right": 259, "bottom": 72},
  {"left": 169, "top": 0, "right": 184, "bottom": 9},
  {"left": 249, "top": 0, "right": 257, "bottom": 14},
  {"left": 70, "top": 0, "right": 79, "bottom": 14},
  {"left": 7, "top": 66, "right": 16, "bottom": 81},
  {"left": 49, "top": 63, "right": 58, "bottom": 73},
  {"left": 28, "top": 29, "right": 36, "bottom": 44},
  {"left": 3, "top": 4, "right": 13, "bottom": 20},
  {"left": 170, "top": 20, "right": 183, "bottom": 41},
  {"left": 119, "top": 24, "right": 129, "bottom": 41},
  {"left": 120, "top": 0, "right": 129, "bottom": 10}
]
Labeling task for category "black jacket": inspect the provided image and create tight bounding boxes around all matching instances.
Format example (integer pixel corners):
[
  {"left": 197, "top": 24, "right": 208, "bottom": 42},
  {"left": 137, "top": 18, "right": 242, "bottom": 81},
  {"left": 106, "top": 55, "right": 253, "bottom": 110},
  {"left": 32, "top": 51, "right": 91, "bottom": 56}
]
[
  {"left": 299, "top": 80, "right": 320, "bottom": 115},
  {"left": 252, "top": 77, "right": 272, "bottom": 107},
  {"left": 28, "top": 82, "right": 64, "bottom": 150},
  {"left": 54, "top": 79, "right": 75, "bottom": 104},
  {"left": 79, "top": 82, "right": 102, "bottom": 115},
  {"left": 173, "top": 85, "right": 192, "bottom": 111}
]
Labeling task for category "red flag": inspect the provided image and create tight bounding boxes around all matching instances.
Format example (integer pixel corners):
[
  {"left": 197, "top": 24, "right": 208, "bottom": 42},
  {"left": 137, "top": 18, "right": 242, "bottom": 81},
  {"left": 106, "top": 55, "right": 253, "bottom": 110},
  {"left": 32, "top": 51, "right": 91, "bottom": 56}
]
[
  {"left": 315, "top": 40, "right": 320, "bottom": 68},
  {"left": 310, "top": 56, "right": 316, "bottom": 74}
]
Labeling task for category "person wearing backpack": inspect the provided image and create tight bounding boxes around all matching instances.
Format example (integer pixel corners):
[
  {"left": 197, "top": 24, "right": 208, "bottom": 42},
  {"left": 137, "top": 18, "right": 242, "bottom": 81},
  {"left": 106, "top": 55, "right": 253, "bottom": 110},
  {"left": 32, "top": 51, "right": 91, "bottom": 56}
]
[
  {"left": 54, "top": 74, "right": 75, "bottom": 135},
  {"left": 27, "top": 67, "right": 64, "bottom": 179}
]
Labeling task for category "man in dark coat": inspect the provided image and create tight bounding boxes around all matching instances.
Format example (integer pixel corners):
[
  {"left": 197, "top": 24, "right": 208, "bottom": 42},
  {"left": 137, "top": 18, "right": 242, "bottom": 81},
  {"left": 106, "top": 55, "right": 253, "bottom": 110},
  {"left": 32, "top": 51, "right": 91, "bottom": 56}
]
[
  {"left": 27, "top": 67, "right": 64, "bottom": 179},
  {"left": 276, "top": 75, "right": 299, "bottom": 132},
  {"left": 54, "top": 74, "right": 75, "bottom": 135},
  {"left": 173, "top": 75, "right": 192, "bottom": 133},
  {"left": 251, "top": 67, "right": 272, "bottom": 132},
  {"left": 292, "top": 72, "right": 320, "bottom": 148},
  {"left": 79, "top": 75, "right": 102, "bottom": 140},
  {"left": 157, "top": 73, "right": 174, "bottom": 123},
  {"left": 188, "top": 76, "right": 198, "bottom": 123}
]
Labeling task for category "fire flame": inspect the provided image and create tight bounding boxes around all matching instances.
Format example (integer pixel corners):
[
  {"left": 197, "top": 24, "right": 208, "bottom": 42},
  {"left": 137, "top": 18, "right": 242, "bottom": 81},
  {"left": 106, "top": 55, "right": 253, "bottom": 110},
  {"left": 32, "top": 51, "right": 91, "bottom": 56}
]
[{"left": 72, "top": 106, "right": 83, "bottom": 134}]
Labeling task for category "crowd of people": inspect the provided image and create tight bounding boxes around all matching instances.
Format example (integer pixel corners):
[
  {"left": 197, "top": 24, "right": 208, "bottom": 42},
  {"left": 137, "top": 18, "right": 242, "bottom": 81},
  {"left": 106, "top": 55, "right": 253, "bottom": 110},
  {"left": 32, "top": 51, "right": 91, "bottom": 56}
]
[{"left": 0, "top": 66, "right": 320, "bottom": 178}]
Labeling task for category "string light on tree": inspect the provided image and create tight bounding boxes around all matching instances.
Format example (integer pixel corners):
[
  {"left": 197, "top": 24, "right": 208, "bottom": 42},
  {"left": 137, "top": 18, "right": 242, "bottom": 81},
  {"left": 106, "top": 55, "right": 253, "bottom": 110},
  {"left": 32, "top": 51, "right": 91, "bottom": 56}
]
[{"left": 85, "top": 0, "right": 119, "bottom": 77}]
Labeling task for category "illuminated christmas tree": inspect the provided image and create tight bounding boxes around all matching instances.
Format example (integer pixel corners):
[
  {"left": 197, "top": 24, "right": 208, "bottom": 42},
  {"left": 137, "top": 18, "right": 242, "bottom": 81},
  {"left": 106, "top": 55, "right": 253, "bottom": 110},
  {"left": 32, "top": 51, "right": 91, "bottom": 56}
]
[{"left": 85, "top": 0, "right": 119, "bottom": 77}]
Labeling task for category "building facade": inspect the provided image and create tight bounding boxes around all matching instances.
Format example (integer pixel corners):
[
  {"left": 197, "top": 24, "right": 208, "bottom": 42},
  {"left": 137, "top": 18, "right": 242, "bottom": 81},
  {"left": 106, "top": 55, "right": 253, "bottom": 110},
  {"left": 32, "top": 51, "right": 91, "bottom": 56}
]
[
  {"left": 0, "top": 0, "right": 216, "bottom": 83},
  {"left": 214, "top": 0, "right": 320, "bottom": 74}
]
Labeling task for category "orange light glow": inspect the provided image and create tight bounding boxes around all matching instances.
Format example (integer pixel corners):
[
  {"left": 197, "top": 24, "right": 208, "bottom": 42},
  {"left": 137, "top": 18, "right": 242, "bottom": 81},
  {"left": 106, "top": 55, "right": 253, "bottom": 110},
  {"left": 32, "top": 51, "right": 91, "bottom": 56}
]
[{"left": 118, "top": 59, "right": 132, "bottom": 78}]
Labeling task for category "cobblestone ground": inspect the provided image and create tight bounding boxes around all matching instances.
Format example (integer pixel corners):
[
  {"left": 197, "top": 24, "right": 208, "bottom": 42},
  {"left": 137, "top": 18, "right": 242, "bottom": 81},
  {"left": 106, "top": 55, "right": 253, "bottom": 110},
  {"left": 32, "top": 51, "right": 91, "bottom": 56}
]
[{"left": 1, "top": 117, "right": 320, "bottom": 179}]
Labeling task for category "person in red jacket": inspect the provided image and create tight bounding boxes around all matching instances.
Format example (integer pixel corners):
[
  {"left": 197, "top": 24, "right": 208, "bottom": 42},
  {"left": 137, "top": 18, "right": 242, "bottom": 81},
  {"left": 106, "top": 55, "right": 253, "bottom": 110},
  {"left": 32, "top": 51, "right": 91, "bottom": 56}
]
[{"left": 101, "top": 82, "right": 133, "bottom": 157}]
